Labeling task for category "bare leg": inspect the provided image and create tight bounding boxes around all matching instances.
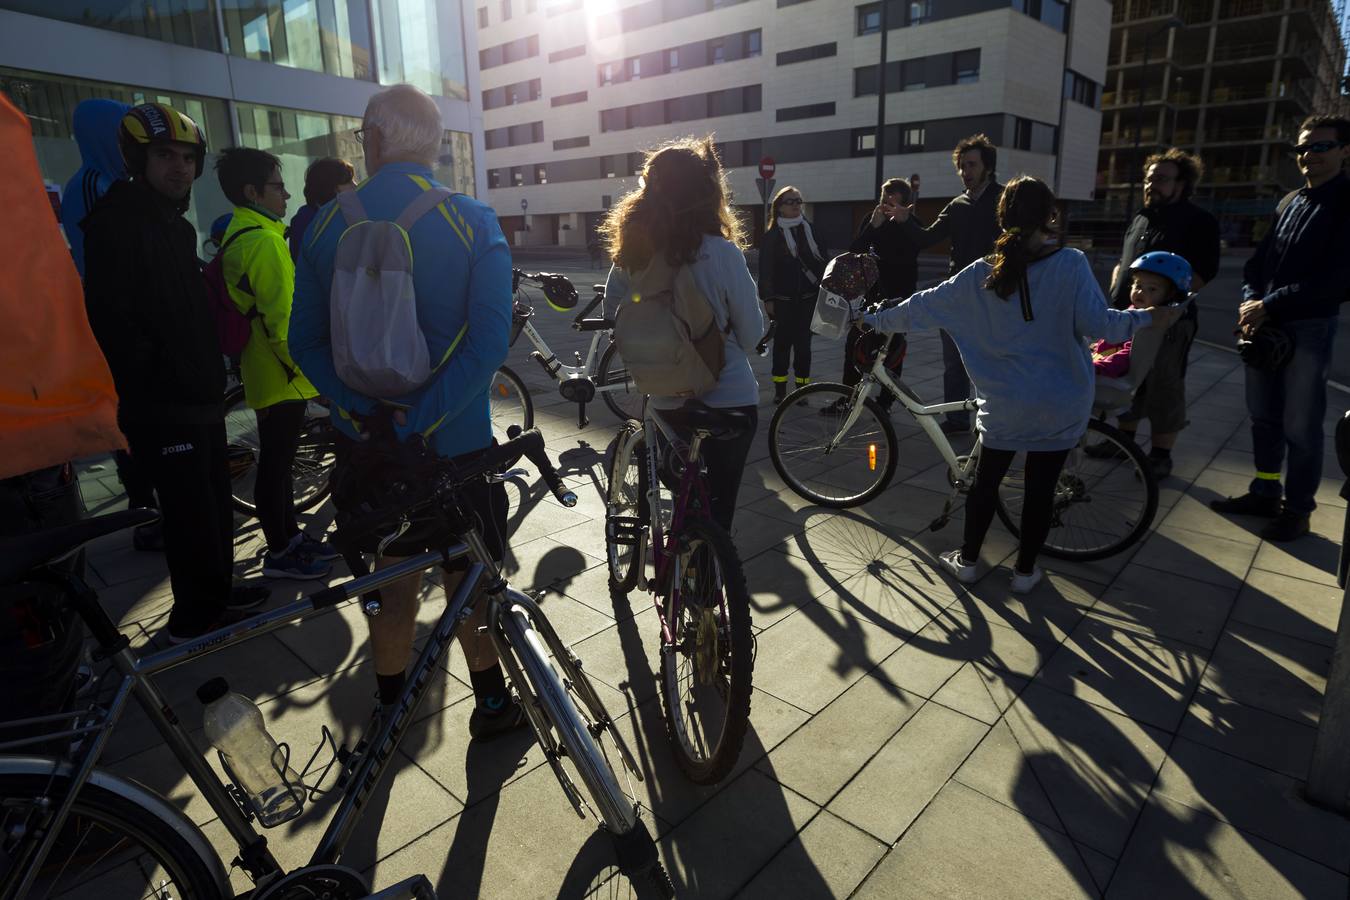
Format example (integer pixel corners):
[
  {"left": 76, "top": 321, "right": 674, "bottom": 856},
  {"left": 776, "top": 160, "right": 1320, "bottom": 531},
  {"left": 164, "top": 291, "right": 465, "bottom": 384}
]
[
  {"left": 444, "top": 568, "right": 499, "bottom": 673},
  {"left": 370, "top": 557, "right": 421, "bottom": 678}
]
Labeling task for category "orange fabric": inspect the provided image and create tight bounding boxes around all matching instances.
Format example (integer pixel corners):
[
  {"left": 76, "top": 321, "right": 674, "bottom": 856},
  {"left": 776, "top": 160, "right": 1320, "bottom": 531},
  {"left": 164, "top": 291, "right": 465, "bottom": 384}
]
[{"left": 0, "top": 92, "right": 124, "bottom": 479}]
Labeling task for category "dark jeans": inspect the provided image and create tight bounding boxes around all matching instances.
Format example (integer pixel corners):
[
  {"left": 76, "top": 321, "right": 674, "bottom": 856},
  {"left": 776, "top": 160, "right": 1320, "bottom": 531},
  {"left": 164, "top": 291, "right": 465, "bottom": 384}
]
[
  {"left": 699, "top": 406, "right": 759, "bottom": 532},
  {"left": 771, "top": 296, "right": 813, "bottom": 384},
  {"left": 963, "top": 447, "right": 1071, "bottom": 573},
  {"left": 941, "top": 329, "right": 972, "bottom": 428},
  {"left": 256, "top": 401, "right": 307, "bottom": 553},
  {"left": 1246, "top": 316, "right": 1338, "bottom": 513},
  {"left": 123, "top": 421, "right": 234, "bottom": 633},
  {"left": 0, "top": 464, "right": 87, "bottom": 743}
]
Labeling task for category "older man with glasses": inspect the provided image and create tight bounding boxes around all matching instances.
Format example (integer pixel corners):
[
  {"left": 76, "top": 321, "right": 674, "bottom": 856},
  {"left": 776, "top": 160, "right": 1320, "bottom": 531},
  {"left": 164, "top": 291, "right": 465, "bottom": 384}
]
[{"left": 1210, "top": 115, "right": 1350, "bottom": 542}]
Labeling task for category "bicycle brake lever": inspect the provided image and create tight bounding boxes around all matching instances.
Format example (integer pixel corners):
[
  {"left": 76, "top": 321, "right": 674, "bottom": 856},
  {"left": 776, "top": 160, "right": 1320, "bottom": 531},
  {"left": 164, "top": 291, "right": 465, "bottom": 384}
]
[{"left": 376, "top": 517, "right": 411, "bottom": 560}]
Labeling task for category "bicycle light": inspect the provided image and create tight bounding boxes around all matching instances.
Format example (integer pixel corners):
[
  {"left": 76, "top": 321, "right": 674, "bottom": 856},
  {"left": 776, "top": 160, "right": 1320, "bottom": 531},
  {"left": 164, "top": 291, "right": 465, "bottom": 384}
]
[{"left": 868, "top": 444, "right": 877, "bottom": 471}]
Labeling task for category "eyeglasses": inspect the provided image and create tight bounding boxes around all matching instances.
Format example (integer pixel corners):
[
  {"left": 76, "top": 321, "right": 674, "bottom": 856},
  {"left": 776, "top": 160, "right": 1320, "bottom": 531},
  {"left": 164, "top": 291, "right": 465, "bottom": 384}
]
[
  {"left": 1293, "top": 140, "right": 1343, "bottom": 155},
  {"left": 781, "top": 198, "right": 803, "bottom": 206},
  {"left": 263, "top": 181, "right": 286, "bottom": 191},
  {"left": 354, "top": 127, "right": 368, "bottom": 145}
]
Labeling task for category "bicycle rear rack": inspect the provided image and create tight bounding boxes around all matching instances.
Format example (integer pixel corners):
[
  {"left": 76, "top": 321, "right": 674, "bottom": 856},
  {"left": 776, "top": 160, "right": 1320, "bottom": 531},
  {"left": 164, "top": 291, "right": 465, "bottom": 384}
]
[{"left": 605, "top": 515, "right": 644, "bottom": 546}]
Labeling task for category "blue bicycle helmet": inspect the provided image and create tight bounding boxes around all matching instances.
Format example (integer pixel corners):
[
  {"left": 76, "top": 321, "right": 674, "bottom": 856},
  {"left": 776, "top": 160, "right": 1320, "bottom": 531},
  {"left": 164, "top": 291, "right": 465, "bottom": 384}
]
[{"left": 1128, "top": 251, "right": 1192, "bottom": 295}]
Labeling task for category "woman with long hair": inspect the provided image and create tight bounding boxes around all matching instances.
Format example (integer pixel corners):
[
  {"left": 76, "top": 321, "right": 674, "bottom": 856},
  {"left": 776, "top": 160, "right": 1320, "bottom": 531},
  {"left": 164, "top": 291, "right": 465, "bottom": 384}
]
[
  {"left": 599, "top": 137, "right": 763, "bottom": 529},
  {"left": 863, "top": 176, "right": 1182, "bottom": 592},
  {"left": 758, "top": 185, "right": 828, "bottom": 404},
  {"left": 288, "top": 157, "right": 355, "bottom": 260}
]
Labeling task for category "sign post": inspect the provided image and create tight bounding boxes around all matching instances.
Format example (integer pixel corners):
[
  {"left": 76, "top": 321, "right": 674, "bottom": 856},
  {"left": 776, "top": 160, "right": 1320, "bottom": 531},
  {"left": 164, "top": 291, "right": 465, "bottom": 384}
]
[{"left": 756, "top": 156, "right": 777, "bottom": 229}]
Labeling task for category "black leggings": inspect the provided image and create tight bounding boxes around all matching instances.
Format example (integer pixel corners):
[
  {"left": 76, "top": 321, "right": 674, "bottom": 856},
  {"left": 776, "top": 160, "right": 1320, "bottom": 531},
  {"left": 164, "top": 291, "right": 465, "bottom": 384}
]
[
  {"left": 256, "top": 401, "right": 307, "bottom": 552},
  {"left": 701, "top": 406, "right": 759, "bottom": 531},
  {"left": 771, "top": 296, "right": 813, "bottom": 384},
  {"left": 962, "top": 447, "right": 1070, "bottom": 574}
]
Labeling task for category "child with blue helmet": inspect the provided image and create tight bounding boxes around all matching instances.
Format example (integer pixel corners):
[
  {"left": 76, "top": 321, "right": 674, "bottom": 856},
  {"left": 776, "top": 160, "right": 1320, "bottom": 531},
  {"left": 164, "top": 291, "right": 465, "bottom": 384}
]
[{"left": 1090, "top": 251, "right": 1192, "bottom": 378}]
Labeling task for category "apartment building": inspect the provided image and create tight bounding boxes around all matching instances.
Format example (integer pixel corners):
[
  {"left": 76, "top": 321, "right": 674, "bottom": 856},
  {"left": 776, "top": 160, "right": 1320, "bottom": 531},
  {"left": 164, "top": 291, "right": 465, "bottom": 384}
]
[
  {"left": 1084, "top": 0, "right": 1348, "bottom": 245},
  {"left": 0, "top": 1, "right": 484, "bottom": 251},
  {"left": 475, "top": 0, "right": 1113, "bottom": 249}
]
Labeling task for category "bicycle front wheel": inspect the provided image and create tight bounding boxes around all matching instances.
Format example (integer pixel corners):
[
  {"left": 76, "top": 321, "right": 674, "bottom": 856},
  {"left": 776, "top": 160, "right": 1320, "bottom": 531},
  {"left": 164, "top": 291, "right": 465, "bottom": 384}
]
[
  {"left": 225, "top": 386, "right": 337, "bottom": 517},
  {"left": 598, "top": 342, "right": 645, "bottom": 422},
  {"left": 659, "top": 518, "right": 754, "bottom": 785},
  {"left": 994, "top": 419, "right": 1158, "bottom": 561},
  {"left": 605, "top": 421, "right": 646, "bottom": 593},
  {"left": 0, "top": 771, "right": 227, "bottom": 899},
  {"left": 490, "top": 365, "right": 534, "bottom": 443},
  {"left": 768, "top": 383, "right": 898, "bottom": 508}
]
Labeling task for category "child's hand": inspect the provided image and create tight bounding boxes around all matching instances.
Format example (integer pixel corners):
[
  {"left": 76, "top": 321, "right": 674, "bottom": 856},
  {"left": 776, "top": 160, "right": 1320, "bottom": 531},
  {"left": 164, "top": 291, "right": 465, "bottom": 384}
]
[{"left": 1149, "top": 305, "right": 1183, "bottom": 330}]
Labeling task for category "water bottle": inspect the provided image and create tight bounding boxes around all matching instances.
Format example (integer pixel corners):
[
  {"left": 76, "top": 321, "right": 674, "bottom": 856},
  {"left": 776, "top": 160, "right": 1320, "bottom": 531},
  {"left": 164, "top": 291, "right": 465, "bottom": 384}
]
[{"left": 197, "top": 677, "right": 302, "bottom": 826}]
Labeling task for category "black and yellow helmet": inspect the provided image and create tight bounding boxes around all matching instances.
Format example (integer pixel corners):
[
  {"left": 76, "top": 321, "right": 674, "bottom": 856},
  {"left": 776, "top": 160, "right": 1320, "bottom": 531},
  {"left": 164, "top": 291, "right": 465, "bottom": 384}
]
[{"left": 119, "top": 102, "right": 207, "bottom": 179}]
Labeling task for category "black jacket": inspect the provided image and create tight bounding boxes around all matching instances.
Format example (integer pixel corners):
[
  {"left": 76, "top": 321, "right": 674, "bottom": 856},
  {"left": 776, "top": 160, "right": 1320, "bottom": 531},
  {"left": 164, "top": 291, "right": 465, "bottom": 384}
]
[
  {"left": 83, "top": 180, "right": 225, "bottom": 426},
  {"left": 1243, "top": 173, "right": 1350, "bottom": 323},
  {"left": 849, "top": 217, "right": 920, "bottom": 301},
  {"left": 901, "top": 181, "right": 1002, "bottom": 276},
  {"left": 758, "top": 222, "right": 828, "bottom": 301},
  {"left": 1110, "top": 199, "right": 1220, "bottom": 310}
]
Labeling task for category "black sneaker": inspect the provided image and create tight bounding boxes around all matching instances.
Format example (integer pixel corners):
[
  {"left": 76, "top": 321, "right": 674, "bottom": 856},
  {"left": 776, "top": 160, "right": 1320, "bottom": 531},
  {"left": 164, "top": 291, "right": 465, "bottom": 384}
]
[
  {"left": 1147, "top": 455, "right": 1173, "bottom": 480},
  {"left": 1084, "top": 440, "right": 1128, "bottom": 460},
  {"left": 468, "top": 697, "right": 527, "bottom": 741},
  {"left": 227, "top": 584, "right": 271, "bottom": 611},
  {"left": 1260, "top": 509, "right": 1310, "bottom": 542},
  {"left": 773, "top": 383, "right": 787, "bottom": 405},
  {"left": 166, "top": 607, "right": 250, "bottom": 645},
  {"left": 1209, "top": 492, "right": 1282, "bottom": 517}
]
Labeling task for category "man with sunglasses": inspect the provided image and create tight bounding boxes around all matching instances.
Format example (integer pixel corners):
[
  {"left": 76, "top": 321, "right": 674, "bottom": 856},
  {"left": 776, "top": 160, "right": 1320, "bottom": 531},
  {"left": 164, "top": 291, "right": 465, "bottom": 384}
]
[{"left": 1211, "top": 115, "right": 1350, "bottom": 541}]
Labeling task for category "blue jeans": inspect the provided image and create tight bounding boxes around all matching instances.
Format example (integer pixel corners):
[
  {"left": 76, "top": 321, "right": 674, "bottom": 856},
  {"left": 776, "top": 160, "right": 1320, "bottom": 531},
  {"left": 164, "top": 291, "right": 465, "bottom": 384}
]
[{"left": 1246, "top": 317, "right": 1338, "bottom": 513}]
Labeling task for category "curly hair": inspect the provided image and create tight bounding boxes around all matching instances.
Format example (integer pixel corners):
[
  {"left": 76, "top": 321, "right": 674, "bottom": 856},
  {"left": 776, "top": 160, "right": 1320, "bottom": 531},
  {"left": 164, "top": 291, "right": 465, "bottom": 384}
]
[
  {"left": 952, "top": 133, "right": 997, "bottom": 181},
  {"left": 983, "top": 176, "right": 1059, "bottom": 300},
  {"left": 1144, "top": 147, "right": 1204, "bottom": 199},
  {"left": 599, "top": 136, "right": 747, "bottom": 270}
]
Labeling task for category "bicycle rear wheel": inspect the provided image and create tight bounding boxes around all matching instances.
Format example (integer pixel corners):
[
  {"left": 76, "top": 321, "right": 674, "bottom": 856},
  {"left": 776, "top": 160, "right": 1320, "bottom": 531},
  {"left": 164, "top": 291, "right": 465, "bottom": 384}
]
[
  {"left": 659, "top": 518, "right": 754, "bottom": 785},
  {"left": 0, "top": 771, "right": 226, "bottom": 899},
  {"left": 994, "top": 419, "right": 1158, "bottom": 561},
  {"left": 598, "top": 342, "right": 645, "bottom": 422},
  {"left": 224, "top": 385, "right": 337, "bottom": 517},
  {"left": 490, "top": 365, "right": 534, "bottom": 443},
  {"left": 768, "top": 383, "right": 898, "bottom": 508},
  {"left": 605, "top": 421, "right": 646, "bottom": 593}
]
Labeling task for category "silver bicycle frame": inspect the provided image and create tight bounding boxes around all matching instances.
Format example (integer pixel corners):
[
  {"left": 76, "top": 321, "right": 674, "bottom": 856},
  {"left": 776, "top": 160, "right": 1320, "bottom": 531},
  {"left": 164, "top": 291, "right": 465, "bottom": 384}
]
[{"left": 517, "top": 310, "right": 627, "bottom": 397}]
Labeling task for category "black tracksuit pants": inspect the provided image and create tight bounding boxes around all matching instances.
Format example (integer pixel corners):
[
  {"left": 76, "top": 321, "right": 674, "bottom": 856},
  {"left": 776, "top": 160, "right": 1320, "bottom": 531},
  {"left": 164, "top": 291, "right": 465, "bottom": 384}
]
[
  {"left": 255, "top": 401, "right": 306, "bottom": 553},
  {"left": 123, "top": 421, "right": 234, "bottom": 634},
  {"left": 771, "top": 295, "right": 814, "bottom": 386}
]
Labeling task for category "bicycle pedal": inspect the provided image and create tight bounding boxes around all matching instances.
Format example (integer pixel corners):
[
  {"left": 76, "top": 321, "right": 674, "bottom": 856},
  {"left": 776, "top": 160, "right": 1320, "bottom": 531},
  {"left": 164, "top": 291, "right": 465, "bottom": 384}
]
[
  {"left": 606, "top": 515, "right": 643, "bottom": 546},
  {"left": 928, "top": 515, "right": 949, "bottom": 532}
]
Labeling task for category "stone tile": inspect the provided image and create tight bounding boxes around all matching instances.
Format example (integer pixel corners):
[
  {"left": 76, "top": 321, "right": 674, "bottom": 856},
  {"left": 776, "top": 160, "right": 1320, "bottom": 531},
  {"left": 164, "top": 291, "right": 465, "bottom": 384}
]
[
  {"left": 853, "top": 782, "right": 1099, "bottom": 899},
  {"left": 828, "top": 701, "right": 987, "bottom": 843},
  {"left": 1252, "top": 536, "right": 1339, "bottom": 588},
  {"left": 917, "top": 602, "right": 1063, "bottom": 681},
  {"left": 742, "top": 546, "right": 839, "bottom": 632},
  {"left": 759, "top": 673, "right": 923, "bottom": 807},
  {"left": 815, "top": 566, "right": 949, "bottom": 642},
  {"left": 871, "top": 636, "right": 967, "bottom": 699},
  {"left": 1159, "top": 494, "right": 1262, "bottom": 547},
  {"left": 932, "top": 663, "right": 1030, "bottom": 724},
  {"left": 954, "top": 684, "right": 1170, "bottom": 859},
  {"left": 1232, "top": 569, "right": 1341, "bottom": 648},
  {"left": 1131, "top": 526, "right": 1257, "bottom": 591},
  {"left": 958, "top": 573, "right": 1096, "bottom": 645},
  {"left": 1108, "top": 795, "right": 1348, "bottom": 900},
  {"left": 1089, "top": 567, "right": 1236, "bottom": 650},
  {"left": 1200, "top": 622, "right": 1331, "bottom": 727},
  {"left": 738, "top": 809, "right": 887, "bottom": 899},
  {"left": 1035, "top": 617, "right": 1208, "bottom": 733},
  {"left": 567, "top": 608, "right": 663, "bottom": 706},
  {"left": 1178, "top": 687, "right": 1318, "bottom": 780},
  {"left": 1154, "top": 737, "right": 1350, "bottom": 873},
  {"left": 400, "top": 694, "right": 548, "bottom": 806},
  {"left": 777, "top": 508, "right": 910, "bottom": 578},
  {"left": 752, "top": 603, "right": 907, "bottom": 714},
  {"left": 728, "top": 508, "right": 811, "bottom": 560}
]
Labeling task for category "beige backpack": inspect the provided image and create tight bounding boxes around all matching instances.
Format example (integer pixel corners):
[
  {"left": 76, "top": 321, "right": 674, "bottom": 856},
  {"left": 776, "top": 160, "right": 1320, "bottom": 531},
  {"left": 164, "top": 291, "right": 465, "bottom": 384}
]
[{"left": 612, "top": 256, "right": 726, "bottom": 398}]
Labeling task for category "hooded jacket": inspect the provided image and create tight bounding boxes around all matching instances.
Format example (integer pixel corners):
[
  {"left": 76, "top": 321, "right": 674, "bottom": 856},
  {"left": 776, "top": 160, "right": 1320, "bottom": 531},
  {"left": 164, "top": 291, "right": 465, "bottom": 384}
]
[
  {"left": 82, "top": 179, "right": 224, "bottom": 426},
  {"left": 61, "top": 99, "right": 129, "bottom": 278}
]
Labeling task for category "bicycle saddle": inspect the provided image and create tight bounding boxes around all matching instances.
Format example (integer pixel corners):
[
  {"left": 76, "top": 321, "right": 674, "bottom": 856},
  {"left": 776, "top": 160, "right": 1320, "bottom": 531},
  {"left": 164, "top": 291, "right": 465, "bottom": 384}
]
[
  {"left": 653, "top": 400, "right": 753, "bottom": 440},
  {"left": 576, "top": 316, "right": 615, "bottom": 332},
  {"left": 0, "top": 508, "right": 160, "bottom": 584}
]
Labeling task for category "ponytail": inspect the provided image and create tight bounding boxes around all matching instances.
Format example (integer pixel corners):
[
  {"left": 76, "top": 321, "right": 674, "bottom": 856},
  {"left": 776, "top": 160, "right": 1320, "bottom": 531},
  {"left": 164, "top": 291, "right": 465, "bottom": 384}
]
[{"left": 982, "top": 177, "right": 1058, "bottom": 300}]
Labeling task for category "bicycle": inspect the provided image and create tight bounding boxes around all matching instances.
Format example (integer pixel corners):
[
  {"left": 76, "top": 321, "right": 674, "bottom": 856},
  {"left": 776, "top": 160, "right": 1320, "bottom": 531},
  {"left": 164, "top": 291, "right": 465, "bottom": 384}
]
[
  {"left": 223, "top": 365, "right": 535, "bottom": 518},
  {"left": 604, "top": 400, "right": 754, "bottom": 784},
  {"left": 0, "top": 427, "right": 672, "bottom": 899},
  {"left": 510, "top": 269, "right": 642, "bottom": 428},
  {"left": 767, "top": 342, "right": 1159, "bottom": 561}
]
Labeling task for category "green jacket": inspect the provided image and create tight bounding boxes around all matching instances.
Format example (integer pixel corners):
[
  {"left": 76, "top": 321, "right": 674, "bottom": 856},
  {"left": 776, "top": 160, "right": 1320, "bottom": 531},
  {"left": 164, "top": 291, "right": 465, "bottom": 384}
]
[{"left": 222, "top": 206, "right": 318, "bottom": 409}]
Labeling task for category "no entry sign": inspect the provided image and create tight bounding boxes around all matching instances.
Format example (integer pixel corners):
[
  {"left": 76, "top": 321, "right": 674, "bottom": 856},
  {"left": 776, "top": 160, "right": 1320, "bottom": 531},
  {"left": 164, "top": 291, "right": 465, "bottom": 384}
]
[{"left": 758, "top": 156, "right": 776, "bottom": 180}]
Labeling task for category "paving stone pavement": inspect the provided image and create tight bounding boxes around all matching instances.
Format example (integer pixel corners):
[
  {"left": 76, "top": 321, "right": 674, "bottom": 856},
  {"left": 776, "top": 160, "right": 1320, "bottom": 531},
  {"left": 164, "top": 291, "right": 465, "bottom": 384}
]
[{"left": 69, "top": 258, "right": 1350, "bottom": 898}]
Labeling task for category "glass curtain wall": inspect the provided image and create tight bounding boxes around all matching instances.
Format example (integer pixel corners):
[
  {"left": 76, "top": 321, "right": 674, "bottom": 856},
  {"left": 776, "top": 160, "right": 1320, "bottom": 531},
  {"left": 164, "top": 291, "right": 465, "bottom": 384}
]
[
  {"left": 371, "top": 0, "right": 469, "bottom": 99},
  {"left": 0, "top": 66, "right": 231, "bottom": 251},
  {"left": 0, "top": 0, "right": 220, "bottom": 50},
  {"left": 222, "top": 0, "right": 374, "bottom": 81}
]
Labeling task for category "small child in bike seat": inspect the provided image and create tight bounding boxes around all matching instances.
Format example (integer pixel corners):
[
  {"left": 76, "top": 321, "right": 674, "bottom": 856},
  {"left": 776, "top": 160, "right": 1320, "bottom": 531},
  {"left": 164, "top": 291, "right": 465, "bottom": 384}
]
[{"left": 1091, "top": 250, "right": 1192, "bottom": 379}]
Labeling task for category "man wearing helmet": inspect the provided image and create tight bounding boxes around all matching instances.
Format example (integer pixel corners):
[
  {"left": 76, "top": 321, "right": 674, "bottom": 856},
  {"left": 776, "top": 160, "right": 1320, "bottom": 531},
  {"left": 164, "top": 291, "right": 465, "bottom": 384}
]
[
  {"left": 1091, "top": 148, "right": 1219, "bottom": 479},
  {"left": 82, "top": 103, "right": 266, "bottom": 643}
]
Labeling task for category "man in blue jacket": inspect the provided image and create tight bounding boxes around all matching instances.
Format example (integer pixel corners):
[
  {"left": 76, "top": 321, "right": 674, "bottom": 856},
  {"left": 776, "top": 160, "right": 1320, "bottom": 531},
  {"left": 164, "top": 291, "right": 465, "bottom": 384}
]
[{"left": 290, "top": 84, "right": 519, "bottom": 738}]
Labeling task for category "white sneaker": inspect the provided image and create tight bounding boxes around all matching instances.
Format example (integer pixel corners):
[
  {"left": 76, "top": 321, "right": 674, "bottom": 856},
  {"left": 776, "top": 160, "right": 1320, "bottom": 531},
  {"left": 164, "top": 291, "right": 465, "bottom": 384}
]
[
  {"left": 938, "top": 549, "right": 978, "bottom": 584},
  {"left": 1010, "top": 566, "right": 1043, "bottom": 594}
]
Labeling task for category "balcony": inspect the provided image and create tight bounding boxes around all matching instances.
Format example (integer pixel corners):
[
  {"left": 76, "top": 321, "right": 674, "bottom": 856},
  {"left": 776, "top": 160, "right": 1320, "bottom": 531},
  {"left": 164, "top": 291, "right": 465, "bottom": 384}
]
[
  {"left": 1208, "top": 83, "right": 1274, "bottom": 104},
  {"left": 1210, "top": 41, "right": 1280, "bottom": 62}
]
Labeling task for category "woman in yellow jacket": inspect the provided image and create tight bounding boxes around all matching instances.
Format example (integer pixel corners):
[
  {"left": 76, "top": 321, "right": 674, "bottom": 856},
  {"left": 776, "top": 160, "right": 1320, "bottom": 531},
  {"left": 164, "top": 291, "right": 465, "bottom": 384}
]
[{"left": 216, "top": 148, "right": 335, "bottom": 579}]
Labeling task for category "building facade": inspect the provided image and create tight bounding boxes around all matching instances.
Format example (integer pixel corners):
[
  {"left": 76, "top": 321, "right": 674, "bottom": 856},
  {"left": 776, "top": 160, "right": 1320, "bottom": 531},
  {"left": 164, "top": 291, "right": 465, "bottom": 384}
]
[
  {"left": 475, "top": 0, "right": 1112, "bottom": 249},
  {"left": 0, "top": 1, "right": 484, "bottom": 252},
  {"left": 1083, "top": 0, "right": 1348, "bottom": 246}
]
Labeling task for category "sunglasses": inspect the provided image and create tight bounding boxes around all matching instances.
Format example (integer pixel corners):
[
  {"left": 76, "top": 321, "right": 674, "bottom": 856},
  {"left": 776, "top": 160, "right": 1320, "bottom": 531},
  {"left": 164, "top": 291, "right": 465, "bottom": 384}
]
[
  {"left": 780, "top": 198, "right": 803, "bottom": 206},
  {"left": 1294, "top": 140, "right": 1344, "bottom": 155}
]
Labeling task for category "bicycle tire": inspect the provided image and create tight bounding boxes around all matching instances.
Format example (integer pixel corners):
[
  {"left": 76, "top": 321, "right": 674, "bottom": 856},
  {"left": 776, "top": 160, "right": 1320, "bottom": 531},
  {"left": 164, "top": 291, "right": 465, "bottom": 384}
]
[
  {"left": 224, "top": 385, "right": 336, "bottom": 517},
  {"left": 0, "top": 771, "right": 226, "bottom": 899},
  {"left": 993, "top": 419, "right": 1159, "bottom": 561},
  {"left": 768, "top": 383, "right": 899, "bottom": 509},
  {"left": 597, "top": 342, "right": 645, "bottom": 422},
  {"left": 658, "top": 518, "right": 754, "bottom": 785},
  {"left": 605, "top": 421, "right": 645, "bottom": 593},
  {"left": 490, "top": 365, "right": 535, "bottom": 445}
]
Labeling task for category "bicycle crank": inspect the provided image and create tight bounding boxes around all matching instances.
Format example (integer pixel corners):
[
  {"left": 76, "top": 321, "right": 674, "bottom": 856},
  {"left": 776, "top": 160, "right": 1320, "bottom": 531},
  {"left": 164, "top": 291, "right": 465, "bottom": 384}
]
[{"left": 253, "top": 864, "right": 369, "bottom": 900}]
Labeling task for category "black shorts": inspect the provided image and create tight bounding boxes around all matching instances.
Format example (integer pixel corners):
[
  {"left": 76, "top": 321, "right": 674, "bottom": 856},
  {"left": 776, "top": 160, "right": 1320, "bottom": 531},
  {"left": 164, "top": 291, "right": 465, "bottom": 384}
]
[{"left": 330, "top": 435, "right": 508, "bottom": 569}]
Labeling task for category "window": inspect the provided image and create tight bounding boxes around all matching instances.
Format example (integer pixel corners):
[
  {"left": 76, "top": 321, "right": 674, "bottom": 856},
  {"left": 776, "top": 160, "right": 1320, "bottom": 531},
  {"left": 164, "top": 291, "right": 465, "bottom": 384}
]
[
  {"left": 777, "top": 102, "right": 836, "bottom": 122},
  {"left": 554, "top": 135, "right": 590, "bottom": 150},
  {"left": 627, "top": 57, "right": 642, "bottom": 80},
  {"left": 901, "top": 126, "right": 925, "bottom": 151},
  {"left": 902, "top": 59, "right": 926, "bottom": 90},
  {"left": 1009, "top": 117, "right": 1055, "bottom": 153},
  {"left": 478, "top": 6, "right": 489, "bottom": 27},
  {"left": 602, "top": 195, "right": 613, "bottom": 209},
  {"left": 1064, "top": 71, "right": 1100, "bottom": 108},
  {"left": 371, "top": 0, "right": 469, "bottom": 97},
  {"left": 511, "top": 167, "right": 527, "bottom": 186},
  {"left": 488, "top": 169, "right": 502, "bottom": 189},
  {"left": 601, "top": 155, "right": 620, "bottom": 178},
  {"left": 857, "top": 4, "right": 882, "bottom": 33},
  {"left": 1013, "top": 117, "right": 1032, "bottom": 151},
  {"left": 667, "top": 48, "right": 681, "bottom": 72},
  {"left": 6, "top": 0, "right": 221, "bottom": 50},
  {"left": 1015, "top": 0, "right": 1067, "bottom": 31},
  {"left": 780, "top": 42, "right": 835, "bottom": 66},
  {"left": 552, "top": 90, "right": 588, "bottom": 107},
  {"left": 600, "top": 63, "right": 616, "bottom": 86},
  {"left": 748, "top": 31, "right": 762, "bottom": 56},
  {"left": 954, "top": 49, "right": 980, "bottom": 84},
  {"left": 711, "top": 38, "right": 726, "bottom": 64},
  {"left": 908, "top": 0, "right": 930, "bottom": 23},
  {"left": 221, "top": 0, "right": 376, "bottom": 79},
  {"left": 480, "top": 35, "right": 540, "bottom": 70},
  {"left": 482, "top": 78, "right": 542, "bottom": 109},
  {"left": 549, "top": 44, "right": 586, "bottom": 62},
  {"left": 598, "top": 85, "right": 761, "bottom": 132},
  {"left": 501, "top": 0, "right": 511, "bottom": 18},
  {"left": 852, "top": 128, "right": 877, "bottom": 155},
  {"left": 536, "top": 165, "right": 547, "bottom": 185},
  {"left": 485, "top": 121, "right": 545, "bottom": 149}
]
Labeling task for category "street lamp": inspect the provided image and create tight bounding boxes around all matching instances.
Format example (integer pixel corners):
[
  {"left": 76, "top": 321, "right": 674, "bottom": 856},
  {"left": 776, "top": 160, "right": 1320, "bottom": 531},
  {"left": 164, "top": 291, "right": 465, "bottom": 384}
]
[{"left": 1126, "top": 16, "right": 1184, "bottom": 217}]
